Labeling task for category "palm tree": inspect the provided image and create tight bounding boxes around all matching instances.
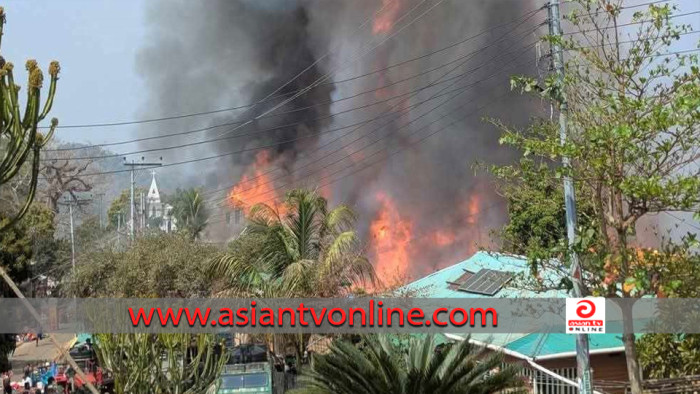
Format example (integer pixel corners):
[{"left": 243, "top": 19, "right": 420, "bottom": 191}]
[
  {"left": 210, "top": 188, "right": 375, "bottom": 298},
  {"left": 210, "top": 189, "right": 375, "bottom": 365},
  {"left": 171, "top": 188, "right": 209, "bottom": 239},
  {"left": 294, "top": 335, "right": 523, "bottom": 394}
]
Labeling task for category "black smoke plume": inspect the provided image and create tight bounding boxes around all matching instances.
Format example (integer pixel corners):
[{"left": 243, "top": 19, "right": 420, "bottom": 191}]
[{"left": 137, "top": 0, "right": 539, "bottom": 277}]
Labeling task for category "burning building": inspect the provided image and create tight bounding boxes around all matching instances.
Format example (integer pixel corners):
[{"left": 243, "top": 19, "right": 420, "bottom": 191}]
[{"left": 137, "top": 0, "right": 539, "bottom": 280}]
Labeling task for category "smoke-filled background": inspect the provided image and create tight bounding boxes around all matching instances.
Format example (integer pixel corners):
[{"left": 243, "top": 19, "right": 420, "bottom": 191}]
[{"left": 136, "top": 0, "right": 541, "bottom": 281}]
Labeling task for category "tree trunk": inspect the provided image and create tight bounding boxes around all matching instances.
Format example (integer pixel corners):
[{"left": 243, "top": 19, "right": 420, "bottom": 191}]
[{"left": 621, "top": 301, "right": 643, "bottom": 393}]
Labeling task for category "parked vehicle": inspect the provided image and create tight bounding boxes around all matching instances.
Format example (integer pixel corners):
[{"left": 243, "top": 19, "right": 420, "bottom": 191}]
[{"left": 214, "top": 344, "right": 273, "bottom": 394}]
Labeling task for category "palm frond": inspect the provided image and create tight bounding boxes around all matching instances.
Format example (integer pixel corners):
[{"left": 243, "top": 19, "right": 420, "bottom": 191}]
[{"left": 324, "top": 204, "right": 357, "bottom": 232}]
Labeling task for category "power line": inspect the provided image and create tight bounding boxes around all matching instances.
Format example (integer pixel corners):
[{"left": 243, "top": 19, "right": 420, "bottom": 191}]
[
  {"left": 44, "top": 4, "right": 544, "bottom": 135},
  {"left": 41, "top": 0, "right": 402, "bottom": 131},
  {"left": 663, "top": 211, "right": 700, "bottom": 232},
  {"left": 213, "top": 44, "right": 538, "bottom": 208},
  {"left": 564, "top": 0, "right": 674, "bottom": 20},
  {"left": 202, "top": 17, "right": 546, "bottom": 200},
  {"left": 45, "top": 22, "right": 544, "bottom": 162},
  {"left": 213, "top": 53, "right": 534, "bottom": 208},
  {"left": 42, "top": 76, "right": 495, "bottom": 178},
  {"left": 211, "top": 36, "right": 699, "bottom": 211},
  {"left": 46, "top": 20, "right": 545, "bottom": 177},
  {"left": 563, "top": 9, "right": 700, "bottom": 36},
  {"left": 204, "top": 42, "right": 700, "bottom": 201},
  {"left": 213, "top": 88, "right": 517, "bottom": 216},
  {"left": 205, "top": 0, "right": 446, "bottom": 144}
]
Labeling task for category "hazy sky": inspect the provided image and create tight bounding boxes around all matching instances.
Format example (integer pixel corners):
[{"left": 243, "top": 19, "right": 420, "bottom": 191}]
[{"left": 2, "top": 0, "right": 147, "bottom": 146}]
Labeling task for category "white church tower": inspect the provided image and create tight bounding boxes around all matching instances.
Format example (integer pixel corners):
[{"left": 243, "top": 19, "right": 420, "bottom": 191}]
[{"left": 146, "top": 171, "right": 176, "bottom": 232}]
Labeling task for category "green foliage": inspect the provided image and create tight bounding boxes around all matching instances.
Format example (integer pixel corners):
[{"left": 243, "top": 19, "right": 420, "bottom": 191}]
[
  {"left": 0, "top": 203, "right": 55, "bottom": 282},
  {"left": 94, "top": 333, "right": 227, "bottom": 394},
  {"left": 210, "top": 188, "right": 375, "bottom": 298},
  {"left": 292, "top": 335, "right": 523, "bottom": 394},
  {"left": 637, "top": 334, "right": 700, "bottom": 379},
  {"left": 490, "top": 1, "right": 700, "bottom": 297},
  {"left": 68, "top": 232, "right": 218, "bottom": 297},
  {"left": 170, "top": 188, "right": 209, "bottom": 239},
  {"left": 107, "top": 188, "right": 144, "bottom": 229},
  {"left": 636, "top": 239, "right": 700, "bottom": 379},
  {"left": 490, "top": 2, "right": 700, "bottom": 389},
  {"left": 210, "top": 189, "right": 375, "bottom": 365},
  {"left": 0, "top": 7, "right": 60, "bottom": 232},
  {"left": 0, "top": 202, "right": 57, "bottom": 371}
]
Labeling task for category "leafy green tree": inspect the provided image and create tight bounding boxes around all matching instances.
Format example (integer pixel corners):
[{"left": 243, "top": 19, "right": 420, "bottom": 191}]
[
  {"left": 0, "top": 202, "right": 56, "bottom": 369},
  {"left": 635, "top": 244, "right": 700, "bottom": 379},
  {"left": 107, "top": 188, "right": 144, "bottom": 229},
  {"left": 68, "top": 232, "right": 218, "bottom": 297},
  {"left": 488, "top": 1, "right": 700, "bottom": 391},
  {"left": 170, "top": 188, "right": 209, "bottom": 239},
  {"left": 293, "top": 335, "right": 522, "bottom": 394},
  {"left": 93, "top": 333, "right": 227, "bottom": 394}
]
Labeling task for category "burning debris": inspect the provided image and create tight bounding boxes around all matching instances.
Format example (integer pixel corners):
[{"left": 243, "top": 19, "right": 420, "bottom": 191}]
[{"left": 228, "top": 151, "right": 282, "bottom": 215}]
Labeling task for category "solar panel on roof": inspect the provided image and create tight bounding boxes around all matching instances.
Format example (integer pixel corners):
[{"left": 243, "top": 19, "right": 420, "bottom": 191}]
[{"left": 457, "top": 269, "right": 512, "bottom": 295}]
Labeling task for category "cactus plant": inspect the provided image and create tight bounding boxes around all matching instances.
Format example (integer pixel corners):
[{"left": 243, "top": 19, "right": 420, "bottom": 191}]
[
  {"left": 0, "top": 6, "right": 60, "bottom": 232},
  {"left": 93, "top": 333, "right": 228, "bottom": 394}
]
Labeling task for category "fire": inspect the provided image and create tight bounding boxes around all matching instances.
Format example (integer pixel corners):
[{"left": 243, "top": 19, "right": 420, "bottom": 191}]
[
  {"left": 228, "top": 151, "right": 281, "bottom": 214},
  {"left": 433, "top": 230, "right": 456, "bottom": 246},
  {"left": 370, "top": 192, "right": 413, "bottom": 278},
  {"left": 373, "top": 0, "right": 402, "bottom": 35},
  {"left": 464, "top": 194, "right": 480, "bottom": 224}
]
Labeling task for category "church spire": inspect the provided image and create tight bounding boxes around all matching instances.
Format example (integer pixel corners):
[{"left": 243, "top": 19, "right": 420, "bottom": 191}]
[{"left": 147, "top": 170, "right": 161, "bottom": 204}]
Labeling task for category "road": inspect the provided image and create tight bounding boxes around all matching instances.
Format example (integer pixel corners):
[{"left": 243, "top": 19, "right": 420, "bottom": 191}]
[{"left": 9, "top": 333, "right": 76, "bottom": 379}]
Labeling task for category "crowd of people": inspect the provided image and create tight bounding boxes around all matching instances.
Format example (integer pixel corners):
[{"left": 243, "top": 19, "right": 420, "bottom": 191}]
[{"left": 1, "top": 361, "right": 59, "bottom": 393}]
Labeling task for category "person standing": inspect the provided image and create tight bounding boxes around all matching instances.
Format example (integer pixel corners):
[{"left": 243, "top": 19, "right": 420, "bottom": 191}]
[{"left": 2, "top": 371, "right": 12, "bottom": 393}]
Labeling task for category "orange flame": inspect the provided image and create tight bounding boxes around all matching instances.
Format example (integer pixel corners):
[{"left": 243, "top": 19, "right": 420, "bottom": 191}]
[
  {"left": 228, "top": 151, "right": 281, "bottom": 214},
  {"left": 432, "top": 230, "right": 456, "bottom": 246},
  {"left": 464, "top": 194, "right": 480, "bottom": 224},
  {"left": 370, "top": 192, "right": 413, "bottom": 278},
  {"left": 373, "top": 0, "right": 402, "bottom": 35}
]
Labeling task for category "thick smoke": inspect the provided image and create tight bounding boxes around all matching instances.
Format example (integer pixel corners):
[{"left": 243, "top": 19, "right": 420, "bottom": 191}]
[{"left": 137, "top": 0, "right": 539, "bottom": 277}]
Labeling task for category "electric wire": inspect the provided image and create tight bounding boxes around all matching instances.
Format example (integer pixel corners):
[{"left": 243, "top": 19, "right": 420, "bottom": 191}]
[
  {"left": 205, "top": 0, "right": 446, "bottom": 143},
  {"left": 48, "top": 27, "right": 545, "bottom": 162},
  {"left": 211, "top": 47, "right": 539, "bottom": 208},
  {"left": 47, "top": 15, "right": 545, "bottom": 177},
  {"left": 43, "top": 5, "right": 544, "bottom": 137},
  {"left": 210, "top": 87, "right": 517, "bottom": 219},
  {"left": 41, "top": 0, "right": 402, "bottom": 131},
  {"left": 43, "top": 23, "right": 546, "bottom": 162},
  {"left": 200, "top": 15, "right": 546, "bottom": 200},
  {"left": 201, "top": 41, "right": 542, "bottom": 202}
]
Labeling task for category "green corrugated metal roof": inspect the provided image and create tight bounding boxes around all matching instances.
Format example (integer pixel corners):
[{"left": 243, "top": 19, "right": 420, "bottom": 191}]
[
  {"left": 403, "top": 251, "right": 626, "bottom": 359},
  {"left": 403, "top": 251, "right": 565, "bottom": 298}
]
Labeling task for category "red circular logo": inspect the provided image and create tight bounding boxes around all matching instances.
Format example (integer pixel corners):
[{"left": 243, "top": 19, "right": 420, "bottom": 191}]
[{"left": 576, "top": 300, "right": 596, "bottom": 318}]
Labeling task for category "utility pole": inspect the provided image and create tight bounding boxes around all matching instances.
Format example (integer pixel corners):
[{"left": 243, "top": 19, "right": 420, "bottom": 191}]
[
  {"left": 58, "top": 196, "right": 92, "bottom": 276},
  {"left": 548, "top": 1, "right": 593, "bottom": 393},
  {"left": 96, "top": 193, "right": 105, "bottom": 229},
  {"left": 123, "top": 157, "right": 162, "bottom": 240},
  {"left": 140, "top": 191, "right": 146, "bottom": 230}
]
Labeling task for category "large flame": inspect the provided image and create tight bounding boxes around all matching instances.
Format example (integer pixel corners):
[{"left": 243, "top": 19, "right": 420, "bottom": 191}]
[
  {"left": 228, "top": 151, "right": 281, "bottom": 214},
  {"left": 373, "top": 0, "right": 402, "bottom": 35},
  {"left": 370, "top": 192, "right": 413, "bottom": 279},
  {"left": 464, "top": 194, "right": 480, "bottom": 224},
  {"left": 432, "top": 230, "right": 456, "bottom": 247}
]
